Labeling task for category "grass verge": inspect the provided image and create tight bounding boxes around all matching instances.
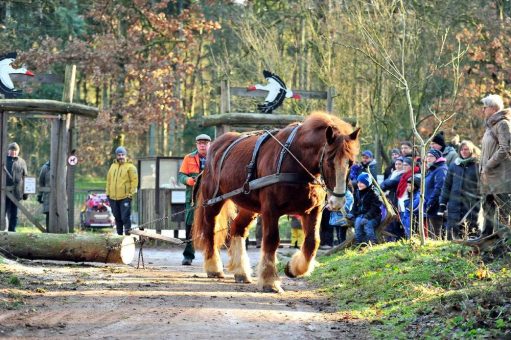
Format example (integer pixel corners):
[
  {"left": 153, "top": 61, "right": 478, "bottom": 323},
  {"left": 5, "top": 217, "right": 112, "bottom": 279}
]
[{"left": 310, "top": 240, "right": 511, "bottom": 338}]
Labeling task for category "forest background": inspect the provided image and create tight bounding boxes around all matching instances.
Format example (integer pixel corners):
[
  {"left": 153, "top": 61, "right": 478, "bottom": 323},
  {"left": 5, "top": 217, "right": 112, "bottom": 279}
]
[{"left": 1, "top": 0, "right": 510, "bottom": 179}]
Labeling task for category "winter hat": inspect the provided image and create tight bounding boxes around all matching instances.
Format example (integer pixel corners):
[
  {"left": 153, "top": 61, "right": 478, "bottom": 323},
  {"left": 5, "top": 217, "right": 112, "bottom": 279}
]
[
  {"left": 7, "top": 142, "right": 19, "bottom": 152},
  {"left": 432, "top": 132, "right": 446, "bottom": 149},
  {"left": 427, "top": 148, "right": 442, "bottom": 160},
  {"left": 196, "top": 134, "right": 211, "bottom": 142},
  {"left": 362, "top": 150, "right": 374, "bottom": 158},
  {"left": 402, "top": 157, "right": 413, "bottom": 167},
  {"left": 391, "top": 148, "right": 400, "bottom": 156},
  {"left": 395, "top": 156, "right": 404, "bottom": 163},
  {"left": 357, "top": 172, "right": 371, "bottom": 187},
  {"left": 115, "top": 146, "right": 127, "bottom": 155}
]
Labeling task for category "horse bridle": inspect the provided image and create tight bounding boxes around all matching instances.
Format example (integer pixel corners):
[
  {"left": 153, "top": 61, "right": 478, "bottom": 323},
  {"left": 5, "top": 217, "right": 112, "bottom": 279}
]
[{"left": 318, "top": 142, "right": 352, "bottom": 198}]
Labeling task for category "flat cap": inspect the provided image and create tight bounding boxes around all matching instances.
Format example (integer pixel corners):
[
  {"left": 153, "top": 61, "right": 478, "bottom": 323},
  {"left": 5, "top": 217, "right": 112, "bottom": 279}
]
[{"left": 196, "top": 134, "right": 211, "bottom": 142}]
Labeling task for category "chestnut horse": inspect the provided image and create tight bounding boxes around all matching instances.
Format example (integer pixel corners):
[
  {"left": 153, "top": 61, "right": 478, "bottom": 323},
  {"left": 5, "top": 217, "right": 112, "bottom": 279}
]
[{"left": 192, "top": 112, "right": 360, "bottom": 292}]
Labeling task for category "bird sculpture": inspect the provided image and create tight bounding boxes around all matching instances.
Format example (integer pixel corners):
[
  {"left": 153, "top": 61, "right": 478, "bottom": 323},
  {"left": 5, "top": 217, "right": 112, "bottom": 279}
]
[
  {"left": 247, "top": 70, "right": 301, "bottom": 114},
  {"left": 0, "top": 52, "right": 34, "bottom": 98}
]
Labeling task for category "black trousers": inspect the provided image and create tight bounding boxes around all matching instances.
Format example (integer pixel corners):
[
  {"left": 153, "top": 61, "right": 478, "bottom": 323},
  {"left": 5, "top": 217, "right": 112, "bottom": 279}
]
[
  {"left": 5, "top": 197, "right": 18, "bottom": 232},
  {"left": 182, "top": 224, "right": 195, "bottom": 260},
  {"left": 482, "top": 193, "right": 511, "bottom": 236},
  {"left": 110, "top": 198, "right": 132, "bottom": 235}
]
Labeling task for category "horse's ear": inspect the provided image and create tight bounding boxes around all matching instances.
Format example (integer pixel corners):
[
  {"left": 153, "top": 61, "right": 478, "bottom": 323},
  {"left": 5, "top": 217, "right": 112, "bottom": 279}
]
[
  {"left": 348, "top": 128, "right": 361, "bottom": 141},
  {"left": 326, "top": 126, "right": 336, "bottom": 145}
]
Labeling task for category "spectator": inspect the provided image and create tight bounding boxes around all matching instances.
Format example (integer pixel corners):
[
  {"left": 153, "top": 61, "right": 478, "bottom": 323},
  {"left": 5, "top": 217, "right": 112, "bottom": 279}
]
[
  {"left": 289, "top": 215, "right": 304, "bottom": 249},
  {"left": 400, "top": 141, "right": 414, "bottom": 158},
  {"left": 439, "top": 140, "right": 481, "bottom": 240},
  {"left": 106, "top": 146, "right": 138, "bottom": 236},
  {"left": 319, "top": 189, "right": 354, "bottom": 249},
  {"left": 351, "top": 173, "right": 382, "bottom": 245},
  {"left": 178, "top": 134, "right": 211, "bottom": 265},
  {"left": 349, "top": 150, "right": 377, "bottom": 186},
  {"left": 396, "top": 157, "right": 420, "bottom": 237},
  {"left": 4, "top": 142, "right": 28, "bottom": 232},
  {"left": 424, "top": 148, "right": 448, "bottom": 239},
  {"left": 37, "top": 161, "right": 50, "bottom": 230},
  {"left": 383, "top": 148, "right": 401, "bottom": 180},
  {"left": 401, "top": 175, "right": 421, "bottom": 239},
  {"left": 479, "top": 94, "right": 511, "bottom": 237},
  {"left": 380, "top": 157, "right": 405, "bottom": 240},
  {"left": 431, "top": 131, "right": 458, "bottom": 165}
]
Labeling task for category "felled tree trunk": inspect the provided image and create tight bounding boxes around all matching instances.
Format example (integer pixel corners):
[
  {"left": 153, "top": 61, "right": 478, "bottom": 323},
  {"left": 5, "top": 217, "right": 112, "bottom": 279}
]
[{"left": 0, "top": 232, "right": 135, "bottom": 264}]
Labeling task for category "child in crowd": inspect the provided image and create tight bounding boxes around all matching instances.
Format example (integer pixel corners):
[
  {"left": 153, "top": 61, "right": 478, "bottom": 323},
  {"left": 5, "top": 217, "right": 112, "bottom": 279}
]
[
  {"left": 289, "top": 215, "right": 304, "bottom": 249},
  {"left": 350, "top": 172, "right": 382, "bottom": 245},
  {"left": 401, "top": 175, "right": 421, "bottom": 238}
]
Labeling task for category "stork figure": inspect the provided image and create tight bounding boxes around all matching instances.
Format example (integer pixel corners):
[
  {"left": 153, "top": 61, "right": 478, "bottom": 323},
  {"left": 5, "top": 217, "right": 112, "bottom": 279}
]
[
  {"left": 0, "top": 52, "right": 34, "bottom": 98},
  {"left": 247, "top": 70, "right": 301, "bottom": 114}
]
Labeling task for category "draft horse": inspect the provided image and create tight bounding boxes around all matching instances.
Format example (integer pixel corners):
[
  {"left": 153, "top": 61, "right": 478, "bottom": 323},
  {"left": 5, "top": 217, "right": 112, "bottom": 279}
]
[{"left": 192, "top": 112, "right": 360, "bottom": 292}]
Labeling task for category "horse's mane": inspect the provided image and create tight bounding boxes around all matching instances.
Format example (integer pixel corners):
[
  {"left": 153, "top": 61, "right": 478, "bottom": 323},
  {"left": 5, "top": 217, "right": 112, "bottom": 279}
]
[{"left": 301, "top": 111, "right": 354, "bottom": 135}]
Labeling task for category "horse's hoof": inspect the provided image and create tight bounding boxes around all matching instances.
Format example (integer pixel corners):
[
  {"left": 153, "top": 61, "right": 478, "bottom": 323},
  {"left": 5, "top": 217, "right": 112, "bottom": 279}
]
[
  {"left": 262, "top": 284, "right": 284, "bottom": 293},
  {"left": 207, "top": 271, "right": 225, "bottom": 278},
  {"left": 284, "top": 262, "right": 296, "bottom": 278},
  {"left": 234, "top": 274, "right": 252, "bottom": 283}
]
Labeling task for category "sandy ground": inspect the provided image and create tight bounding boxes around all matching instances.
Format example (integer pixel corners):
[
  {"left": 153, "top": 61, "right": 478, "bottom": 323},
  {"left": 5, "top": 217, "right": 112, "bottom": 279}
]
[{"left": 0, "top": 244, "right": 367, "bottom": 339}]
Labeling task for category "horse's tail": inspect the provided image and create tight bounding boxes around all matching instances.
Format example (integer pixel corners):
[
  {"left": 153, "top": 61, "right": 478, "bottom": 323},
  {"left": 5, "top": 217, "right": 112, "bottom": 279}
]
[{"left": 192, "top": 191, "right": 236, "bottom": 251}]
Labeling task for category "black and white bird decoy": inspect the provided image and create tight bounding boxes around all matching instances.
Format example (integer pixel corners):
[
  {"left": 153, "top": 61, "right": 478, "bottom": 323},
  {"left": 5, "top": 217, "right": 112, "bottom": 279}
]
[
  {"left": 247, "top": 70, "right": 301, "bottom": 114},
  {"left": 0, "top": 52, "right": 34, "bottom": 98}
]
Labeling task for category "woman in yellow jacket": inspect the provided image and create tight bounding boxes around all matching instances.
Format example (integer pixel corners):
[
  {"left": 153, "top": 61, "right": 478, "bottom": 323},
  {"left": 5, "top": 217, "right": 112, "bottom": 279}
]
[{"left": 106, "top": 146, "right": 138, "bottom": 235}]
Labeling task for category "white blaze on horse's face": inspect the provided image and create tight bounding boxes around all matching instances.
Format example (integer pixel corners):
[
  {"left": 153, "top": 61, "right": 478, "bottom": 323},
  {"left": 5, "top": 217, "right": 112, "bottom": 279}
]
[{"left": 327, "top": 158, "right": 349, "bottom": 211}]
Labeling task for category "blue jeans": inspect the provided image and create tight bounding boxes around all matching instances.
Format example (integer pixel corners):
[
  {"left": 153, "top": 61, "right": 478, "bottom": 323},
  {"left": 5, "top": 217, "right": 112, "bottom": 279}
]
[{"left": 354, "top": 216, "right": 379, "bottom": 244}]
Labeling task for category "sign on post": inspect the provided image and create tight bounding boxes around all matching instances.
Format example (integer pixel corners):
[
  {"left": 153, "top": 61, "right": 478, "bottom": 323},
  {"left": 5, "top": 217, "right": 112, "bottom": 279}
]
[{"left": 24, "top": 177, "right": 36, "bottom": 194}]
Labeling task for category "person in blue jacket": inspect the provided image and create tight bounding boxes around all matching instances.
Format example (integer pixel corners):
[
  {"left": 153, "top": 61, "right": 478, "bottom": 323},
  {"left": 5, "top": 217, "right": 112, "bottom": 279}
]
[
  {"left": 424, "top": 148, "right": 448, "bottom": 239},
  {"left": 351, "top": 173, "right": 382, "bottom": 245}
]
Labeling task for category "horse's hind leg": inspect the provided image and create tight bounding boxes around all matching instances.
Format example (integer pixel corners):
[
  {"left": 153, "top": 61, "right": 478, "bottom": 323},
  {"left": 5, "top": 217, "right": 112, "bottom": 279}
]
[
  {"left": 285, "top": 206, "right": 321, "bottom": 278},
  {"left": 258, "top": 208, "right": 283, "bottom": 293},
  {"left": 227, "top": 208, "right": 257, "bottom": 283}
]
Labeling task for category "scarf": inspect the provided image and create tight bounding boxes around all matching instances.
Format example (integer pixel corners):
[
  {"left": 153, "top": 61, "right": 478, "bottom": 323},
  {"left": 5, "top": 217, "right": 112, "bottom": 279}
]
[{"left": 396, "top": 166, "right": 419, "bottom": 199}]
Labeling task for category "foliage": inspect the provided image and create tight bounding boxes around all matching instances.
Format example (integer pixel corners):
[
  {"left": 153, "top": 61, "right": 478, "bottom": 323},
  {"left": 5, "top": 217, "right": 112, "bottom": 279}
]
[{"left": 310, "top": 240, "right": 511, "bottom": 338}]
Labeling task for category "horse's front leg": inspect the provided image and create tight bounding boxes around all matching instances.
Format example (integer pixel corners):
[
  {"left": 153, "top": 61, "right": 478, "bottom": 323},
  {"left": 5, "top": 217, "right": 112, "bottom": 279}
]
[
  {"left": 258, "top": 208, "right": 283, "bottom": 293},
  {"left": 227, "top": 208, "right": 257, "bottom": 283},
  {"left": 285, "top": 206, "right": 321, "bottom": 278}
]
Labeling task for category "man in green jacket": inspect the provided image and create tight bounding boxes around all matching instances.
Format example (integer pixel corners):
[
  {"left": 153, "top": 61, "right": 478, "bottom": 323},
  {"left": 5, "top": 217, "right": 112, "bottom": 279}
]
[
  {"left": 4, "top": 142, "right": 28, "bottom": 232},
  {"left": 106, "top": 146, "right": 138, "bottom": 235}
]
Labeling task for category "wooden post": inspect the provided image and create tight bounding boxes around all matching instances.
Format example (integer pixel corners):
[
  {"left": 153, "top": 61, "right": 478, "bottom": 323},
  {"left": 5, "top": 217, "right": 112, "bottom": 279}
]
[
  {"left": 49, "top": 65, "right": 76, "bottom": 233},
  {"left": 326, "top": 87, "right": 335, "bottom": 113},
  {"left": 0, "top": 111, "right": 7, "bottom": 231},
  {"left": 64, "top": 65, "right": 77, "bottom": 233},
  {"left": 220, "top": 79, "right": 230, "bottom": 114}
]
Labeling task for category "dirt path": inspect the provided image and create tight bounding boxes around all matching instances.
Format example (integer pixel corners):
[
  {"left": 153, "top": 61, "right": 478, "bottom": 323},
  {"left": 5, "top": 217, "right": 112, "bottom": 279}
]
[{"left": 0, "top": 245, "right": 367, "bottom": 339}]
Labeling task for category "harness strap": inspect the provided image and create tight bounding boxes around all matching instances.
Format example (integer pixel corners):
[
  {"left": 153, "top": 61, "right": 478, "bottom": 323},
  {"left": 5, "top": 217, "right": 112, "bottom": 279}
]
[
  {"left": 276, "top": 124, "right": 301, "bottom": 173},
  {"left": 204, "top": 173, "right": 310, "bottom": 207},
  {"left": 243, "top": 129, "right": 279, "bottom": 192},
  {"left": 211, "top": 133, "right": 253, "bottom": 199}
]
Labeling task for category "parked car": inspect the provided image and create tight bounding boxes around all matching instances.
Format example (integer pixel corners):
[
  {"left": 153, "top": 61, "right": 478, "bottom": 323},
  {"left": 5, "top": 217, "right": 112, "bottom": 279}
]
[{"left": 80, "top": 191, "right": 115, "bottom": 229}]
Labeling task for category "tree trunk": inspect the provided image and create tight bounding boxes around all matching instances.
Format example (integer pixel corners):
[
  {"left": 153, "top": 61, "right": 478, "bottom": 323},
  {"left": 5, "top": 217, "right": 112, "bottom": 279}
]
[{"left": 0, "top": 232, "right": 135, "bottom": 264}]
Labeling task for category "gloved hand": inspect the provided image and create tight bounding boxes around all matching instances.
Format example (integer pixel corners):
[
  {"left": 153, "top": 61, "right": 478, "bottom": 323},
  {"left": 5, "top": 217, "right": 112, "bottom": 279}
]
[
  {"left": 37, "top": 194, "right": 43, "bottom": 204},
  {"left": 22, "top": 194, "right": 29, "bottom": 200},
  {"left": 437, "top": 203, "right": 446, "bottom": 217},
  {"left": 186, "top": 177, "right": 196, "bottom": 186}
]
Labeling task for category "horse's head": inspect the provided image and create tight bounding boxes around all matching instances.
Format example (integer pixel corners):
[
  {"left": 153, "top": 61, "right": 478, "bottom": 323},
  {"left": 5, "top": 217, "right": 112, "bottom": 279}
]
[{"left": 322, "top": 125, "right": 361, "bottom": 211}]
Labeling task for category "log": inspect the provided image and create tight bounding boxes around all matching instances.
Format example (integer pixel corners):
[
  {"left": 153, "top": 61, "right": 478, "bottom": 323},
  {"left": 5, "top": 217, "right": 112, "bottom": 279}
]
[
  {"left": 0, "top": 99, "right": 98, "bottom": 118},
  {"left": 0, "top": 232, "right": 135, "bottom": 264},
  {"left": 202, "top": 112, "right": 304, "bottom": 127}
]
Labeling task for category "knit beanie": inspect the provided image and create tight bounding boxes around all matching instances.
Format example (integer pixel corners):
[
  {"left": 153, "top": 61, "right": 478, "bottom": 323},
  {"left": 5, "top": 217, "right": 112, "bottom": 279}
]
[
  {"left": 403, "top": 157, "right": 413, "bottom": 167},
  {"left": 357, "top": 172, "right": 371, "bottom": 187},
  {"left": 427, "top": 148, "right": 442, "bottom": 160},
  {"left": 391, "top": 148, "right": 400, "bottom": 156},
  {"left": 432, "top": 132, "right": 446, "bottom": 149},
  {"left": 115, "top": 146, "right": 127, "bottom": 155},
  {"left": 362, "top": 150, "right": 374, "bottom": 158}
]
